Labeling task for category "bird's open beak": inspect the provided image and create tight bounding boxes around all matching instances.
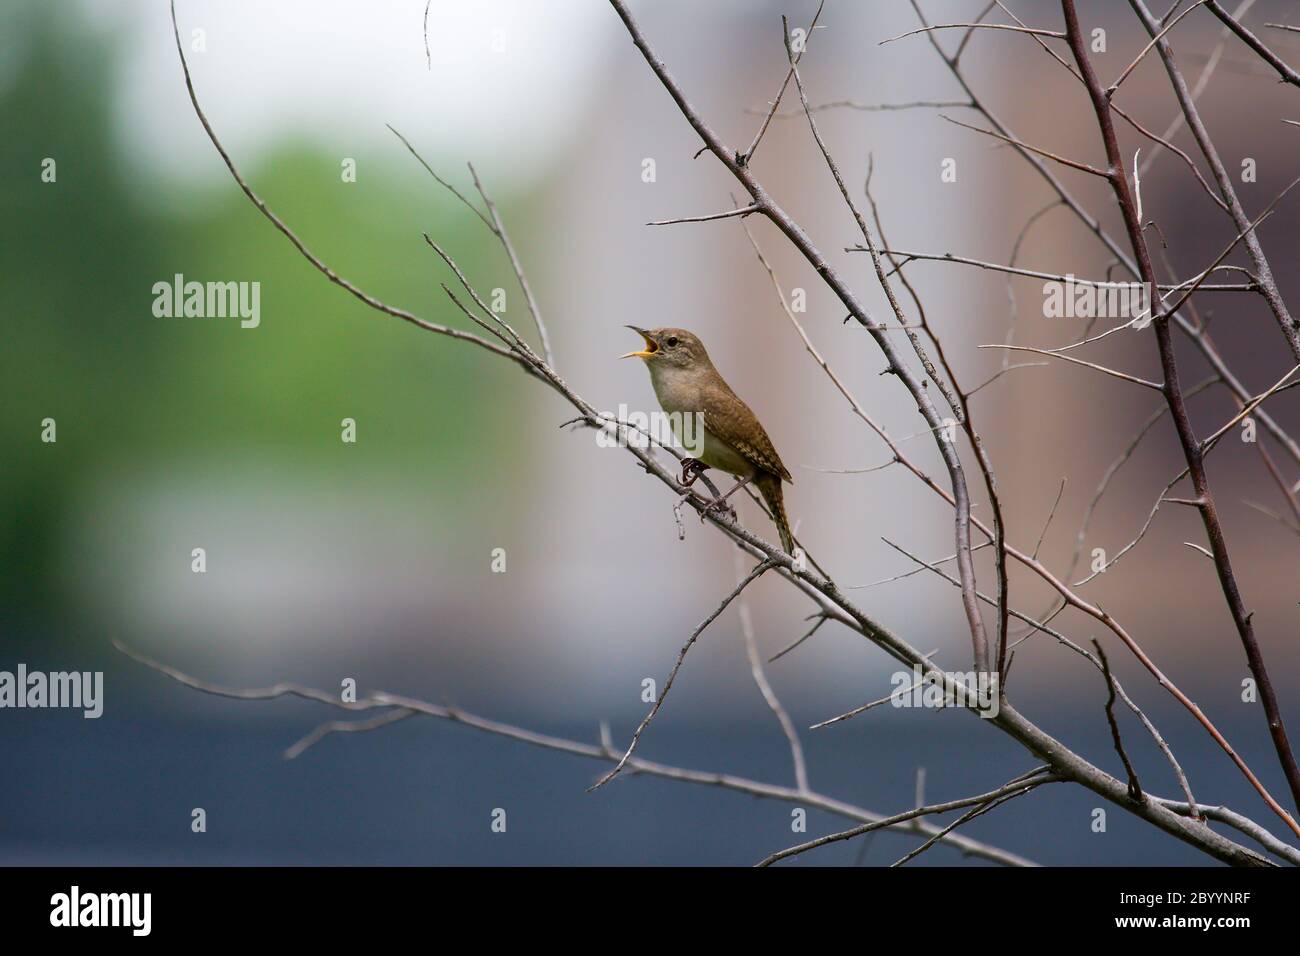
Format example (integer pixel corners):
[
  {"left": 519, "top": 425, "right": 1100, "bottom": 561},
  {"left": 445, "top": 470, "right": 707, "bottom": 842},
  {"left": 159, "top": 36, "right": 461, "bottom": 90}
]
[{"left": 620, "top": 325, "right": 659, "bottom": 360}]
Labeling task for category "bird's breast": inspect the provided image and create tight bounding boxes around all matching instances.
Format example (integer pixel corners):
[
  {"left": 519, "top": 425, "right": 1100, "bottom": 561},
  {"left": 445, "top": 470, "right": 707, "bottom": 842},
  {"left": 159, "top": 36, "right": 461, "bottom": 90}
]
[
  {"left": 698, "top": 428, "right": 756, "bottom": 478},
  {"left": 647, "top": 364, "right": 755, "bottom": 478},
  {"left": 647, "top": 363, "right": 692, "bottom": 414}
]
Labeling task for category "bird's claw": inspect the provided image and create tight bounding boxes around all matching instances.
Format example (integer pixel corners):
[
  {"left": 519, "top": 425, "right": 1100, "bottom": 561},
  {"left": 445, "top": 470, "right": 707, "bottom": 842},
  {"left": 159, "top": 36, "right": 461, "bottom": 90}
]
[
  {"left": 698, "top": 494, "right": 737, "bottom": 523},
  {"left": 680, "top": 458, "right": 707, "bottom": 488}
]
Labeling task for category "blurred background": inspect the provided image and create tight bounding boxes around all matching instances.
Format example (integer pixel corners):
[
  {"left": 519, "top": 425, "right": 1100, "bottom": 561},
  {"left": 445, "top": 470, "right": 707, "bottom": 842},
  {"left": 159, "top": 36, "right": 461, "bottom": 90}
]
[{"left": 3, "top": 0, "right": 1298, "bottom": 865}]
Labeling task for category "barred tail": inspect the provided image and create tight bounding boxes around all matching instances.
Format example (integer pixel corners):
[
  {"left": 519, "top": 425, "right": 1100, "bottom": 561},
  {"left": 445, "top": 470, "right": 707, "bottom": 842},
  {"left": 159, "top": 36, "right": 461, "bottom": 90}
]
[{"left": 756, "top": 472, "right": 796, "bottom": 555}]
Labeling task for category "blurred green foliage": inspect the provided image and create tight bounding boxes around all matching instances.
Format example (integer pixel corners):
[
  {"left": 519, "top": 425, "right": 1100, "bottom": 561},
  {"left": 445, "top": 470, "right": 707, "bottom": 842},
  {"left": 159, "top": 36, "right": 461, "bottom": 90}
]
[{"left": 2, "top": 6, "right": 537, "bottom": 626}]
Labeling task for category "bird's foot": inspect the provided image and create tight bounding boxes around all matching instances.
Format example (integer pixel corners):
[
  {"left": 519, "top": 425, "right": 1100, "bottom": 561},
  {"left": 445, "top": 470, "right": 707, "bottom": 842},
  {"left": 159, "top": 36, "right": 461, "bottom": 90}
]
[
  {"left": 697, "top": 494, "right": 737, "bottom": 523},
  {"left": 679, "top": 457, "right": 707, "bottom": 488}
]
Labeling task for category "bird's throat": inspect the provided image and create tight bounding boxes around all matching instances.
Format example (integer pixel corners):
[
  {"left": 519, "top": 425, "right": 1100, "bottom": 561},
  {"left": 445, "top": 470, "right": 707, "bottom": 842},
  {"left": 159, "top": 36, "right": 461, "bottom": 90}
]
[{"left": 646, "top": 360, "right": 703, "bottom": 417}]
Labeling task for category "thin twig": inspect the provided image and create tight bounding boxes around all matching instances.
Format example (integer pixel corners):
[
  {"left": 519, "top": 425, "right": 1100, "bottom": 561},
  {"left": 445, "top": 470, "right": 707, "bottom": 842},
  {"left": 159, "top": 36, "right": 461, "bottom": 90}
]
[
  {"left": 756, "top": 769, "right": 1059, "bottom": 866},
  {"left": 589, "top": 559, "right": 776, "bottom": 791},
  {"left": 884, "top": 537, "right": 1199, "bottom": 816},
  {"left": 467, "top": 162, "right": 556, "bottom": 368},
  {"left": 1062, "top": 0, "right": 1300, "bottom": 827},
  {"left": 114, "top": 639, "right": 1037, "bottom": 866},
  {"left": 166, "top": 2, "right": 531, "bottom": 375},
  {"left": 777, "top": 15, "right": 991, "bottom": 672},
  {"left": 889, "top": 781, "right": 1040, "bottom": 866},
  {"left": 1205, "top": 0, "right": 1300, "bottom": 85},
  {"left": 940, "top": 115, "right": 1108, "bottom": 177},
  {"left": 647, "top": 203, "right": 759, "bottom": 226},
  {"left": 736, "top": 553, "right": 809, "bottom": 792},
  {"left": 880, "top": 23, "right": 1065, "bottom": 45},
  {"left": 749, "top": 99, "right": 971, "bottom": 118},
  {"left": 1094, "top": 640, "right": 1145, "bottom": 803},
  {"left": 1033, "top": 478, "right": 1068, "bottom": 561},
  {"left": 979, "top": 343, "right": 1163, "bottom": 390},
  {"left": 1105, "top": 1, "right": 1207, "bottom": 95},
  {"left": 737, "top": 0, "right": 826, "bottom": 166}
]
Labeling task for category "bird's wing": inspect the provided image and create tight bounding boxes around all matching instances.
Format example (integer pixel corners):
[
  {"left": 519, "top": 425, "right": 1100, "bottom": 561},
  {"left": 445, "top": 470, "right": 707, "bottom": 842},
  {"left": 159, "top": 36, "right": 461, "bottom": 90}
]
[{"left": 702, "top": 396, "right": 793, "bottom": 484}]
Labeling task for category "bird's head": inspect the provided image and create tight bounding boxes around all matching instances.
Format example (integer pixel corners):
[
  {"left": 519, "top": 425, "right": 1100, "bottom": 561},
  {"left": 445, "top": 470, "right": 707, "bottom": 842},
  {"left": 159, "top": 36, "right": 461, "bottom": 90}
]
[{"left": 621, "top": 326, "right": 710, "bottom": 371}]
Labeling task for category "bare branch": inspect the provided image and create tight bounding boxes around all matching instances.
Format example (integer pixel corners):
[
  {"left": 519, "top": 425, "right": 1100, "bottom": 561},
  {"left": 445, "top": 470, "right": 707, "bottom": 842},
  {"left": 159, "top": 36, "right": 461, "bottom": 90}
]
[
  {"left": 1094, "top": 641, "right": 1145, "bottom": 803},
  {"left": 1139, "top": 0, "right": 1242, "bottom": 178},
  {"left": 285, "top": 708, "right": 415, "bottom": 761},
  {"left": 1129, "top": 0, "right": 1300, "bottom": 363},
  {"left": 114, "top": 639, "right": 1036, "bottom": 866},
  {"left": 467, "top": 162, "right": 556, "bottom": 368},
  {"left": 647, "top": 203, "right": 759, "bottom": 226},
  {"left": 909, "top": 0, "right": 1300, "bottom": 465},
  {"left": 736, "top": 553, "right": 809, "bottom": 792},
  {"left": 1205, "top": 0, "right": 1300, "bottom": 86},
  {"left": 738, "top": 0, "right": 825, "bottom": 166},
  {"left": 589, "top": 559, "right": 776, "bottom": 791},
  {"left": 749, "top": 99, "right": 972, "bottom": 118},
  {"left": 1201, "top": 368, "right": 1300, "bottom": 451},
  {"left": 774, "top": 15, "right": 990, "bottom": 671},
  {"left": 1065, "top": 376, "right": 1218, "bottom": 584},
  {"left": 991, "top": 0, "right": 1229, "bottom": 211},
  {"left": 966, "top": 362, "right": 1050, "bottom": 396},
  {"left": 940, "top": 114, "right": 1109, "bottom": 177},
  {"left": 810, "top": 649, "right": 939, "bottom": 730},
  {"left": 884, "top": 537, "right": 1199, "bottom": 817},
  {"left": 865, "top": 247, "right": 1254, "bottom": 292},
  {"left": 768, "top": 612, "right": 829, "bottom": 663},
  {"left": 1105, "top": 1, "right": 1208, "bottom": 96},
  {"left": 880, "top": 23, "right": 1065, "bottom": 45},
  {"left": 889, "top": 776, "right": 1043, "bottom": 866},
  {"left": 1033, "top": 478, "right": 1068, "bottom": 561},
  {"left": 386, "top": 125, "right": 494, "bottom": 231},
  {"left": 1156, "top": 799, "right": 1300, "bottom": 865},
  {"left": 757, "top": 769, "right": 1059, "bottom": 867},
  {"left": 166, "top": 2, "right": 531, "bottom": 375},
  {"left": 1062, "top": 0, "right": 1300, "bottom": 825},
  {"left": 158, "top": 0, "right": 1300, "bottom": 867},
  {"left": 979, "top": 343, "right": 1163, "bottom": 390}
]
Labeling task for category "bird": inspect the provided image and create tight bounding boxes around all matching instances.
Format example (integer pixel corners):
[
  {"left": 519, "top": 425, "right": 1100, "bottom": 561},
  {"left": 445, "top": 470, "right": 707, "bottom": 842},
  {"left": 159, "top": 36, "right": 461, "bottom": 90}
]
[{"left": 621, "top": 326, "right": 796, "bottom": 554}]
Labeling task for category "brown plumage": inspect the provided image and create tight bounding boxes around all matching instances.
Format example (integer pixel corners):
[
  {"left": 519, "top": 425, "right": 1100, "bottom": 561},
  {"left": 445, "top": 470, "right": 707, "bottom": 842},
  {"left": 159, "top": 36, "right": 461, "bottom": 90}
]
[{"left": 622, "top": 326, "right": 796, "bottom": 553}]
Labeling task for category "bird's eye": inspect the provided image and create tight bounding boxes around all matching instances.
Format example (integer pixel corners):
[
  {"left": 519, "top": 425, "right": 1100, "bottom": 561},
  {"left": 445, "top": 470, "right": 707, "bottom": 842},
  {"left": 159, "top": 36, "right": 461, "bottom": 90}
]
[{"left": 666, "top": 336, "right": 678, "bottom": 348}]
